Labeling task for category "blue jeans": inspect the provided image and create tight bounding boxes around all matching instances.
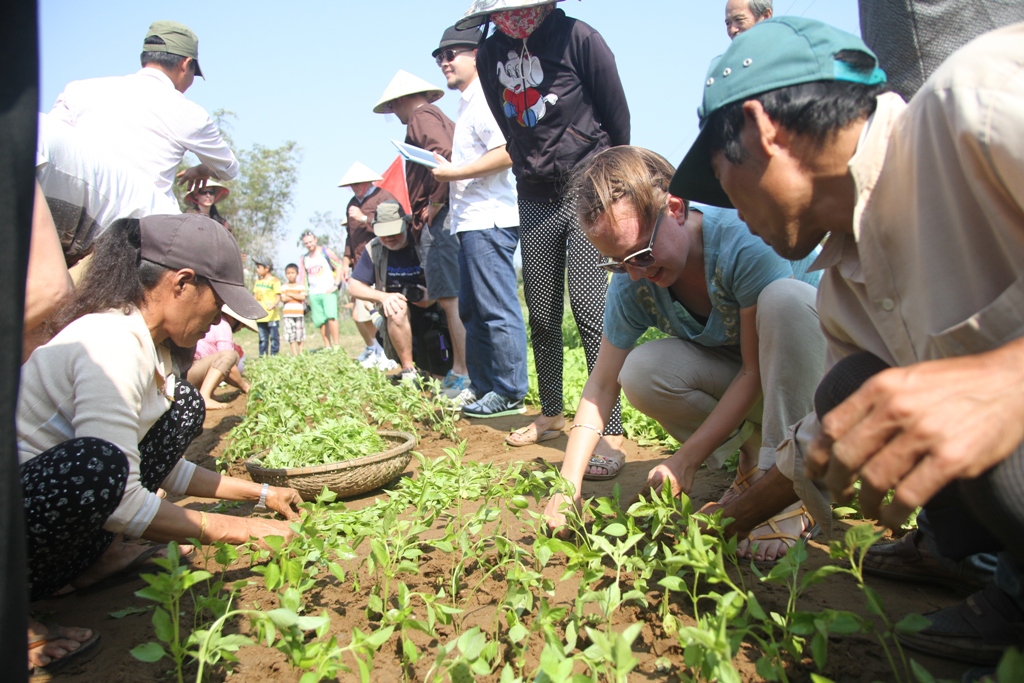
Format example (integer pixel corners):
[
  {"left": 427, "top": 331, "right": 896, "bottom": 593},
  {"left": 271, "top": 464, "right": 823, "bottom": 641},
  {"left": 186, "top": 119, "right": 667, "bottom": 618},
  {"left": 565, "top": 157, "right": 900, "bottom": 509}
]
[
  {"left": 458, "top": 227, "right": 528, "bottom": 400},
  {"left": 257, "top": 320, "right": 280, "bottom": 356}
]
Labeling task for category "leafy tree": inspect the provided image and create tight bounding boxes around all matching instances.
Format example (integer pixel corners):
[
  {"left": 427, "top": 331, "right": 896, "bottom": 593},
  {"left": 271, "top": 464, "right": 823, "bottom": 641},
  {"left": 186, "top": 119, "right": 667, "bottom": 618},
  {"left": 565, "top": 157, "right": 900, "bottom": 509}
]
[
  {"left": 176, "top": 110, "right": 301, "bottom": 260},
  {"left": 307, "top": 210, "right": 347, "bottom": 254}
]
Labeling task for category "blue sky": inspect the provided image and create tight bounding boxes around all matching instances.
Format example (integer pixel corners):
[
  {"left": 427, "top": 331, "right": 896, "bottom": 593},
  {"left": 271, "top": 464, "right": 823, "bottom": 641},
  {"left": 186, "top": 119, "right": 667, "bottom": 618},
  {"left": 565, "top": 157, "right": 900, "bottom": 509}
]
[{"left": 39, "top": 0, "right": 860, "bottom": 266}]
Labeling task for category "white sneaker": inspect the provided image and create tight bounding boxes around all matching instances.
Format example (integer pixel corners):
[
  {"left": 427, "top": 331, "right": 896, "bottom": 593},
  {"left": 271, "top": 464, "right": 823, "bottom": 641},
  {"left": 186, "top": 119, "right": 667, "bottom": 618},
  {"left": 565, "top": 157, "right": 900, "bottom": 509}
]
[
  {"left": 447, "top": 388, "right": 477, "bottom": 409},
  {"left": 356, "top": 345, "right": 376, "bottom": 363},
  {"left": 375, "top": 355, "right": 399, "bottom": 372}
]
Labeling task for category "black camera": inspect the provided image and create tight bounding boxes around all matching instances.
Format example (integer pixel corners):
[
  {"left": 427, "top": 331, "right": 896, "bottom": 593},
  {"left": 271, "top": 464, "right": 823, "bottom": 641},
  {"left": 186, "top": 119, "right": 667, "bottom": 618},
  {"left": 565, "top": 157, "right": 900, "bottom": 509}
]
[{"left": 386, "top": 281, "right": 424, "bottom": 303}]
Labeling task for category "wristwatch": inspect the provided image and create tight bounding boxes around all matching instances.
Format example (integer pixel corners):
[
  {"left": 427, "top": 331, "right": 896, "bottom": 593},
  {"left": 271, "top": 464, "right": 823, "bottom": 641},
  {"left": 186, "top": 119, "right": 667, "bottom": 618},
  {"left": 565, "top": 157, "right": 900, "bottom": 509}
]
[{"left": 253, "top": 483, "right": 269, "bottom": 513}]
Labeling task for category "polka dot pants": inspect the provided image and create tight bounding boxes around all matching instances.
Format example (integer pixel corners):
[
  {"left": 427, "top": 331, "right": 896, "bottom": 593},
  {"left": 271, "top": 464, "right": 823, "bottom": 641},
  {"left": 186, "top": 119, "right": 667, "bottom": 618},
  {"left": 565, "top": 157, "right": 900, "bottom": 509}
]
[
  {"left": 519, "top": 194, "right": 623, "bottom": 435},
  {"left": 21, "top": 380, "right": 205, "bottom": 600}
]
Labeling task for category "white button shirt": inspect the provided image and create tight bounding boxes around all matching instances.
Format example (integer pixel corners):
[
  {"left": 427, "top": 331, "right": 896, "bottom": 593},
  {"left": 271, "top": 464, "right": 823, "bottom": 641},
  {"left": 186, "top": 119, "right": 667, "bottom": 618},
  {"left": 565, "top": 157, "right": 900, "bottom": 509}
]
[
  {"left": 449, "top": 76, "right": 519, "bottom": 233},
  {"left": 51, "top": 68, "right": 239, "bottom": 201}
]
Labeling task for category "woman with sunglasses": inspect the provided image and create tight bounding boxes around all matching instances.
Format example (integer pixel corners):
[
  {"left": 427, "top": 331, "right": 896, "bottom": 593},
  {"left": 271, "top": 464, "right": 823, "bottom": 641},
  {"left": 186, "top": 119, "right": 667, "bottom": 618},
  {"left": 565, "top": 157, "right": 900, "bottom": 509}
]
[
  {"left": 544, "top": 147, "right": 825, "bottom": 563},
  {"left": 185, "top": 180, "right": 232, "bottom": 233}
]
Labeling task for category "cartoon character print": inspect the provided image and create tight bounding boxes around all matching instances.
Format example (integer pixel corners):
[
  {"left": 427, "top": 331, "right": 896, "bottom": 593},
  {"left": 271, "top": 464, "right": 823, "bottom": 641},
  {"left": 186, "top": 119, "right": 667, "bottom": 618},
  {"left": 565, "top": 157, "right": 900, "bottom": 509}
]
[{"left": 497, "top": 50, "right": 558, "bottom": 127}]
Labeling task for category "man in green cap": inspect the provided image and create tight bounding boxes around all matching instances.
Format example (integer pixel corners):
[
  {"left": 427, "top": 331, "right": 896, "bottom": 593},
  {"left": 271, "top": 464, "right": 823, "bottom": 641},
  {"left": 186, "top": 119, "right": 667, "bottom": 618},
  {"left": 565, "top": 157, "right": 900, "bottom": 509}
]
[
  {"left": 50, "top": 20, "right": 237, "bottom": 202},
  {"left": 672, "top": 16, "right": 1024, "bottom": 667}
]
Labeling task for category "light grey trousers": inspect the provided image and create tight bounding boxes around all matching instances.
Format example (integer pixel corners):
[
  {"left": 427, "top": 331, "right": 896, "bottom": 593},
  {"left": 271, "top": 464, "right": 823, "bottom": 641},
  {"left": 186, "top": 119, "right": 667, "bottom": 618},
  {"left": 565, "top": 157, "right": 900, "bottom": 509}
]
[{"left": 618, "top": 278, "right": 826, "bottom": 470}]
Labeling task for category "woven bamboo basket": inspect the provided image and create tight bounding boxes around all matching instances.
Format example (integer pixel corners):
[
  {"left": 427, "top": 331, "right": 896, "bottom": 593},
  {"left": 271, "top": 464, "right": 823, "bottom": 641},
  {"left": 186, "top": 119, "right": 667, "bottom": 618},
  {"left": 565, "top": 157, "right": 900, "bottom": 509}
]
[{"left": 244, "top": 430, "right": 417, "bottom": 500}]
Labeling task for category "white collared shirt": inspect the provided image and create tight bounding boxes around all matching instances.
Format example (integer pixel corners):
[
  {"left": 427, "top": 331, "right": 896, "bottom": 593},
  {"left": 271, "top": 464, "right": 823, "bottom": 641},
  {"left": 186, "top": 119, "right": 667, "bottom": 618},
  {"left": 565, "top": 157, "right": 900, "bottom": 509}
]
[
  {"left": 449, "top": 77, "right": 519, "bottom": 233},
  {"left": 51, "top": 68, "right": 239, "bottom": 201}
]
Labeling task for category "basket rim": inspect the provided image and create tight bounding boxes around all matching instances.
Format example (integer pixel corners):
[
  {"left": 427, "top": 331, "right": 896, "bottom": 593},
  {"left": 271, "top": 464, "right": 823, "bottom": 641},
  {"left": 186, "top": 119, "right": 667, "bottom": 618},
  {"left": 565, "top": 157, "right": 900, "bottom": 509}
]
[{"left": 244, "top": 429, "right": 416, "bottom": 478}]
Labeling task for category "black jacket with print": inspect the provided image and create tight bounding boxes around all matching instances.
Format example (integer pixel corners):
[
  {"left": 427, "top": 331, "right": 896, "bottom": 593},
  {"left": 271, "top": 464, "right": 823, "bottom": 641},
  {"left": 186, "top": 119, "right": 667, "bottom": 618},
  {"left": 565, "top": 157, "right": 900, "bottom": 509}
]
[{"left": 476, "top": 9, "right": 631, "bottom": 201}]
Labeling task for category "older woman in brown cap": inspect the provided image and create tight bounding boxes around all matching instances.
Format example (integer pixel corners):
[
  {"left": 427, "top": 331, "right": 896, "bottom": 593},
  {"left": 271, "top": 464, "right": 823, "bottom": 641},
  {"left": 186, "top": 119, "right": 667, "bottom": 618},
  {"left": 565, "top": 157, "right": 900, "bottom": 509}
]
[{"left": 19, "top": 214, "right": 299, "bottom": 678}]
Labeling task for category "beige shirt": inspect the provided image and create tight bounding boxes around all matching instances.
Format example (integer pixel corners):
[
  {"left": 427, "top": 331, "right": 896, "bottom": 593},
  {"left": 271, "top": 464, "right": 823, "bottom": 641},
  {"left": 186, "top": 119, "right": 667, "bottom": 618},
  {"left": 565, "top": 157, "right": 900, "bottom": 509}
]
[
  {"left": 778, "top": 23, "right": 1024, "bottom": 528},
  {"left": 18, "top": 307, "right": 196, "bottom": 538}
]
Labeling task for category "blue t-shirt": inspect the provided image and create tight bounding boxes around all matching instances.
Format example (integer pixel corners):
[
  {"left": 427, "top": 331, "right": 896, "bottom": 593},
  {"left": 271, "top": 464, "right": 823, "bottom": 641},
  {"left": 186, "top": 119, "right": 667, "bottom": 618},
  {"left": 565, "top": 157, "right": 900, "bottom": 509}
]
[
  {"left": 603, "top": 206, "right": 820, "bottom": 350},
  {"left": 351, "top": 242, "right": 425, "bottom": 290}
]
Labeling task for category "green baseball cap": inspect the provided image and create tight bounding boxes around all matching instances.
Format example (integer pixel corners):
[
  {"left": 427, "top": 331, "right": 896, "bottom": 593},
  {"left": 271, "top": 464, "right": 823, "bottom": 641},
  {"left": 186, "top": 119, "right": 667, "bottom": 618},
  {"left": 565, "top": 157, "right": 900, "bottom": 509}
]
[
  {"left": 670, "top": 17, "right": 886, "bottom": 208},
  {"left": 143, "top": 20, "right": 204, "bottom": 78}
]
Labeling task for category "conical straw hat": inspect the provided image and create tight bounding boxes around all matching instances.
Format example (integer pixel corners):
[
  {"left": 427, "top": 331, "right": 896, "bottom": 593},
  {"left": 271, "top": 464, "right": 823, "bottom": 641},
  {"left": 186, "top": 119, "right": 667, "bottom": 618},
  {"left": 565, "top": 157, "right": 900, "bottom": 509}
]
[
  {"left": 455, "top": 0, "right": 559, "bottom": 30},
  {"left": 337, "top": 162, "right": 383, "bottom": 187},
  {"left": 373, "top": 70, "right": 444, "bottom": 114}
]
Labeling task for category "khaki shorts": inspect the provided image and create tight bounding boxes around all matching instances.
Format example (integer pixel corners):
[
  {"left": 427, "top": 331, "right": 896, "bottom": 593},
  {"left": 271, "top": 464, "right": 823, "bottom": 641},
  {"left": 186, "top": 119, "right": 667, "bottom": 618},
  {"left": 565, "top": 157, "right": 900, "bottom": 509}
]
[{"left": 352, "top": 297, "right": 374, "bottom": 323}]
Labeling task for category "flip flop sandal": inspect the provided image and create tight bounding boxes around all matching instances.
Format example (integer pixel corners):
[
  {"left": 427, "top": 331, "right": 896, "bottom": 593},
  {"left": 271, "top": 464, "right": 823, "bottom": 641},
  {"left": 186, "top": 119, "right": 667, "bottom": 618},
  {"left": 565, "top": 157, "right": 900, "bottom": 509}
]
[
  {"left": 29, "top": 626, "right": 101, "bottom": 682},
  {"left": 745, "top": 505, "right": 820, "bottom": 567},
  {"left": 73, "top": 543, "right": 193, "bottom": 596},
  {"left": 505, "top": 425, "right": 562, "bottom": 447},
  {"left": 583, "top": 452, "right": 625, "bottom": 481}
]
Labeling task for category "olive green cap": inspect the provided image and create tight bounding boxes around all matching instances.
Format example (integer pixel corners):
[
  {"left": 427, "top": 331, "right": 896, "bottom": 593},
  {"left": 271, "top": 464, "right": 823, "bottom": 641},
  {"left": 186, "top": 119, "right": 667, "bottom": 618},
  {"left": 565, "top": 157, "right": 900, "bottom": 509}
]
[
  {"left": 143, "top": 20, "right": 204, "bottom": 78},
  {"left": 670, "top": 17, "right": 886, "bottom": 208}
]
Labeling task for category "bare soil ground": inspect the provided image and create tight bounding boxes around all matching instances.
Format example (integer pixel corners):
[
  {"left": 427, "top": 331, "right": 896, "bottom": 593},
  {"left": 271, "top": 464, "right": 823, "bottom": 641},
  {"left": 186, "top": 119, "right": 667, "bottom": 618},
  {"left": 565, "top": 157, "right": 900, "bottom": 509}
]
[{"left": 34, "top": 388, "right": 972, "bottom": 683}]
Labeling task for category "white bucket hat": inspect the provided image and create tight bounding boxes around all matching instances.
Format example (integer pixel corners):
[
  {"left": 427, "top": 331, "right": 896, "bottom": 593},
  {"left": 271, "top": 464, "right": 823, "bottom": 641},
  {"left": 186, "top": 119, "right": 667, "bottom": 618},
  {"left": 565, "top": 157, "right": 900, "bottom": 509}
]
[
  {"left": 373, "top": 70, "right": 445, "bottom": 114},
  {"left": 337, "top": 162, "right": 383, "bottom": 187},
  {"left": 455, "top": 0, "right": 560, "bottom": 30}
]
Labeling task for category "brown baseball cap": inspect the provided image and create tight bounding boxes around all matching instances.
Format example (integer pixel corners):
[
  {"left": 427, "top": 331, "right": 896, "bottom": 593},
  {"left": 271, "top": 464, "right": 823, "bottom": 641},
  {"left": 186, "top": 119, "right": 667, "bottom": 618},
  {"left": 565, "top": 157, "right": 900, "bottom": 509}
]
[{"left": 139, "top": 214, "right": 266, "bottom": 319}]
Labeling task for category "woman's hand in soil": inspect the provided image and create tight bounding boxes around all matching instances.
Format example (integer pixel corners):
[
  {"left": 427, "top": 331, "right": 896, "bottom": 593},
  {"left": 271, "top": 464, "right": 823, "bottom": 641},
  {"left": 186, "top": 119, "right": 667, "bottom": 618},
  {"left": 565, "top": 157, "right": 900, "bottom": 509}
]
[
  {"left": 543, "top": 493, "right": 579, "bottom": 538},
  {"left": 645, "top": 453, "right": 698, "bottom": 499},
  {"left": 247, "top": 517, "right": 297, "bottom": 546},
  {"left": 266, "top": 486, "right": 302, "bottom": 520}
]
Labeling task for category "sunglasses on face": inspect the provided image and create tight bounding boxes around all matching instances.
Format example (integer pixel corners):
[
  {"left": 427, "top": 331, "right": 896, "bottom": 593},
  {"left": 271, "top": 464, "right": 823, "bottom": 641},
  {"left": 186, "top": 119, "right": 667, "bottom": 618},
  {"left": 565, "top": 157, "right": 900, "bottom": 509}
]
[
  {"left": 435, "top": 48, "right": 472, "bottom": 66},
  {"left": 196, "top": 189, "right": 217, "bottom": 196},
  {"left": 596, "top": 209, "right": 666, "bottom": 274}
]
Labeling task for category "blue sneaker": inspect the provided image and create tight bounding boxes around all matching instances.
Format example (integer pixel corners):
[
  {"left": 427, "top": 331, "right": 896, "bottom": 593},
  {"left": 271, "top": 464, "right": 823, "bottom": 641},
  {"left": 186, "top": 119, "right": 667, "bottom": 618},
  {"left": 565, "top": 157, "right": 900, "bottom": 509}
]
[
  {"left": 440, "top": 371, "right": 471, "bottom": 400},
  {"left": 462, "top": 391, "right": 526, "bottom": 418}
]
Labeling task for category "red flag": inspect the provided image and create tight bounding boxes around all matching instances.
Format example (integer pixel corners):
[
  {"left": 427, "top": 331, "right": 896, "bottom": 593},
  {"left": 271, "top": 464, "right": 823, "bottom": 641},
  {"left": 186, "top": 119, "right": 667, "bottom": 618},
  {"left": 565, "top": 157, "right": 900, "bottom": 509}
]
[{"left": 374, "top": 156, "right": 411, "bottom": 214}]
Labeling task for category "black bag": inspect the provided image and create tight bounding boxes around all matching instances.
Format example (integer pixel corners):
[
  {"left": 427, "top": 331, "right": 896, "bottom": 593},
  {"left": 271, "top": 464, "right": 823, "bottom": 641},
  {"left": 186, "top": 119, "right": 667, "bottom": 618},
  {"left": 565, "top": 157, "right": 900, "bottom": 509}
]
[{"left": 410, "top": 305, "right": 453, "bottom": 377}]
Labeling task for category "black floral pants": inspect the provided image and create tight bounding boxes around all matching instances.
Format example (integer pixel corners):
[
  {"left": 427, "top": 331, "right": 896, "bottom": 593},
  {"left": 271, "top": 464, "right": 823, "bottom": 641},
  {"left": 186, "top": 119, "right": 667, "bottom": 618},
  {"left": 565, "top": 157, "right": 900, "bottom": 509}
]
[{"left": 21, "top": 380, "right": 205, "bottom": 600}]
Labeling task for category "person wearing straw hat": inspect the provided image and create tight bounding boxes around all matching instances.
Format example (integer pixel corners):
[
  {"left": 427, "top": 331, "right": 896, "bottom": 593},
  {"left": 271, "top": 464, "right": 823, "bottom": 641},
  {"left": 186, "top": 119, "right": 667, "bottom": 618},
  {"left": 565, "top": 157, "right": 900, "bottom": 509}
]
[
  {"left": 456, "top": 0, "right": 630, "bottom": 460},
  {"left": 337, "top": 162, "right": 397, "bottom": 368},
  {"left": 430, "top": 23, "right": 529, "bottom": 414},
  {"left": 186, "top": 305, "right": 253, "bottom": 409},
  {"left": 184, "top": 179, "right": 231, "bottom": 232},
  {"left": 671, "top": 18, "right": 1024, "bottom": 665},
  {"left": 50, "top": 21, "right": 238, "bottom": 202},
  {"left": 374, "top": 70, "right": 470, "bottom": 397}
]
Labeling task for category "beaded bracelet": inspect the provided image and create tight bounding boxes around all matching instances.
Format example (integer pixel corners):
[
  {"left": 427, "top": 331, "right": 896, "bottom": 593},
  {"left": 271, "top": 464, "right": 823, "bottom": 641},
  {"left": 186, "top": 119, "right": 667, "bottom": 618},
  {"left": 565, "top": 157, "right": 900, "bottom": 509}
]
[{"left": 571, "top": 423, "right": 603, "bottom": 437}]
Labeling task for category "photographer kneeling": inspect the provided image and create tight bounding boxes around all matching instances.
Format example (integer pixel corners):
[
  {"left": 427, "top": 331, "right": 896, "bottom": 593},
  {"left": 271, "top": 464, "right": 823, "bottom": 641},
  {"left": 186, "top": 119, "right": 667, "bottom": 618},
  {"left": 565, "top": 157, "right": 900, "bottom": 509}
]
[{"left": 347, "top": 201, "right": 451, "bottom": 382}]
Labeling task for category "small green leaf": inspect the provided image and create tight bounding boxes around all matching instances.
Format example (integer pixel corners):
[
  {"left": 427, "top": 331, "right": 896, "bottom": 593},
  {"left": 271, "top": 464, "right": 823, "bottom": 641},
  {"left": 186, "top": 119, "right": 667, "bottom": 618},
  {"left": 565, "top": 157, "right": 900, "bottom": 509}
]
[
  {"left": 108, "top": 605, "right": 152, "bottom": 619},
  {"left": 895, "top": 613, "right": 932, "bottom": 634},
  {"left": 130, "top": 641, "right": 166, "bottom": 662},
  {"left": 602, "top": 522, "right": 627, "bottom": 537}
]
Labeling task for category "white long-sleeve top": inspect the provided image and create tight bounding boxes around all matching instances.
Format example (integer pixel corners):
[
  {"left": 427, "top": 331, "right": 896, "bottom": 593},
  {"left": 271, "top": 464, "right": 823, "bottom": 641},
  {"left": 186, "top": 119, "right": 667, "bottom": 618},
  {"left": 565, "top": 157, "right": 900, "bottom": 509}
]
[
  {"left": 50, "top": 68, "right": 239, "bottom": 201},
  {"left": 18, "top": 308, "right": 197, "bottom": 538}
]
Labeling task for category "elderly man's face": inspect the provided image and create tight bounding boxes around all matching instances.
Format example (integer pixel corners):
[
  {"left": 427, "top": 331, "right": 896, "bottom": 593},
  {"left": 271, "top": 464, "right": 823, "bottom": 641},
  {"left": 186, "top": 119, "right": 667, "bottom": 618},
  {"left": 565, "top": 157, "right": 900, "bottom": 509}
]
[
  {"left": 379, "top": 229, "right": 409, "bottom": 251},
  {"left": 725, "top": 0, "right": 768, "bottom": 40}
]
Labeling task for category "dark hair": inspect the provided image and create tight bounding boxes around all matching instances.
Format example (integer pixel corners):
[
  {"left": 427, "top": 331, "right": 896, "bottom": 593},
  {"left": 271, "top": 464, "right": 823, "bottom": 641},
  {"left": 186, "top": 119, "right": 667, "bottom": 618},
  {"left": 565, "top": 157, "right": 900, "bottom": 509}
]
[
  {"left": 140, "top": 36, "right": 191, "bottom": 71},
  {"left": 706, "top": 50, "right": 886, "bottom": 164},
  {"left": 50, "top": 218, "right": 207, "bottom": 334},
  {"left": 285, "top": 263, "right": 299, "bottom": 272}
]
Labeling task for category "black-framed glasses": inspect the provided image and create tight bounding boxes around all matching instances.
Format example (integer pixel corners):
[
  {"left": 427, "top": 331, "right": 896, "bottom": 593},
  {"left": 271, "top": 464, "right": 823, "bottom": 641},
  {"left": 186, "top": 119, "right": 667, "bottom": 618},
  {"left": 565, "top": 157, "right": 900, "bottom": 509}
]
[
  {"left": 596, "top": 209, "right": 665, "bottom": 274},
  {"left": 196, "top": 188, "right": 217, "bottom": 196},
  {"left": 435, "top": 48, "right": 473, "bottom": 66}
]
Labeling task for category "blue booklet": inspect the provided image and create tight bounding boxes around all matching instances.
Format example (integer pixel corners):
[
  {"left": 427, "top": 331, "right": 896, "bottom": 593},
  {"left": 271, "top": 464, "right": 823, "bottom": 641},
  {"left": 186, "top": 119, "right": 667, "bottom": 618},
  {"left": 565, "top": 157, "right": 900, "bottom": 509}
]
[{"left": 391, "top": 139, "right": 439, "bottom": 169}]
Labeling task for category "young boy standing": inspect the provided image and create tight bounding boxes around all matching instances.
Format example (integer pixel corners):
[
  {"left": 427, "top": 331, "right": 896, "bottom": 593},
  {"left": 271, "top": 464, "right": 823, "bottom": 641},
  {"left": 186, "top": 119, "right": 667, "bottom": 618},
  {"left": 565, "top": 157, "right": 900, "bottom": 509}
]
[
  {"left": 252, "top": 256, "right": 282, "bottom": 356},
  {"left": 281, "top": 263, "right": 307, "bottom": 355}
]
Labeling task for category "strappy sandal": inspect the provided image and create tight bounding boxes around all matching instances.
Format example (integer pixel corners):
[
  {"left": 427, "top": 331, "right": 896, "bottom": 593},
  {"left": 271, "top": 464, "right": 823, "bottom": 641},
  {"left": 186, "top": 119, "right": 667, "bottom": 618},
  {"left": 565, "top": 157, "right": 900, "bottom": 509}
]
[
  {"left": 583, "top": 452, "right": 624, "bottom": 481},
  {"left": 744, "top": 505, "right": 820, "bottom": 566}
]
